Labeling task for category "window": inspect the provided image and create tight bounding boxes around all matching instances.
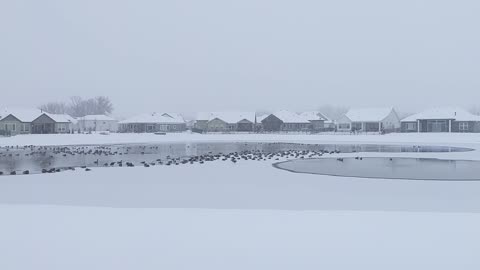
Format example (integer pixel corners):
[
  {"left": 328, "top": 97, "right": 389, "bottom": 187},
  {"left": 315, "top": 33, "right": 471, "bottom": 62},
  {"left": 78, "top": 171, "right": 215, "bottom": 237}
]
[
  {"left": 352, "top": 122, "right": 362, "bottom": 131},
  {"left": 159, "top": 124, "right": 168, "bottom": 131},
  {"left": 406, "top": 123, "right": 416, "bottom": 130},
  {"left": 459, "top": 122, "right": 469, "bottom": 132},
  {"left": 338, "top": 123, "right": 350, "bottom": 130},
  {"left": 428, "top": 120, "right": 448, "bottom": 132}
]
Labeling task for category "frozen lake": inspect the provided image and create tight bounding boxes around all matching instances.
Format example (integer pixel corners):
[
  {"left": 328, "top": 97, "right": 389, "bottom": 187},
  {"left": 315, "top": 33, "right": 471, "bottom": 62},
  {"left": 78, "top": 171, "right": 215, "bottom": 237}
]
[
  {"left": 0, "top": 142, "right": 471, "bottom": 175},
  {"left": 274, "top": 157, "right": 480, "bottom": 181}
]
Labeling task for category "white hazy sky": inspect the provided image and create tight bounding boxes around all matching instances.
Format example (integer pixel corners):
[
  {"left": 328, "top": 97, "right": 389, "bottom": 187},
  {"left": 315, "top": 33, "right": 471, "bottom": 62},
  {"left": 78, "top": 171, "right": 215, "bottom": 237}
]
[{"left": 1, "top": 0, "right": 479, "bottom": 117}]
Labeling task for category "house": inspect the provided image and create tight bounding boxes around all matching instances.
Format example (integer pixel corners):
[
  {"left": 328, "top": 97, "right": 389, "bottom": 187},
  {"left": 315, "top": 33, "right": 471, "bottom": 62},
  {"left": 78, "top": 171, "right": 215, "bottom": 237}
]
[
  {"left": 336, "top": 107, "right": 400, "bottom": 133},
  {"left": 401, "top": 107, "right": 480, "bottom": 133},
  {"left": 194, "top": 112, "right": 256, "bottom": 132},
  {"left": 77, "top": 115, "right": 119, "bottom": 132},
  {"left": 321, "top": 115, "right": 336, "bottom": 131},
  {"left": 261, "top": 110, "right": 312, "bottom": 132},
  {"left": 255, "top": 114, "right": 269, "bottom": 131},
  {"left": 299, "top": 111, "right": 328, "bottom": 132},
  {"left": 0, "top": 109, "right": 40, "bottom": 136},
  {"left": 0, "top": 109, "right": 77, "bottom": 135},
  {"left": 118, "top": 112, "right": 187, "bottom": 133},
  {"left": 31, "top": 113, "right": 77, "bottom": 134}
]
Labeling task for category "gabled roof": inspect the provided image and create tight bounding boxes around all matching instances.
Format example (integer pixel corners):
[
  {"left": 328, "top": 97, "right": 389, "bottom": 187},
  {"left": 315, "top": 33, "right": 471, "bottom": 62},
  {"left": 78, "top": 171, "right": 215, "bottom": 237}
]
[
  {"left": 299, "top": 111, "right": 328, "bottom": 121},
  {"left": 271, "top": 110, "right": 311, "bottom": 124},
  {"left": 256, "top": 114, "right": 269, "bottom": 122},
  {"left": 44, "top": 113, "right": 77, "bottom": 124},
  {"left": 401, "top": 107, "right": 480, "bottom": 122},
  {"left": 161, "top": 112, "right": 185, "bottom": 123},
  {"left": 80, "top": 115, "right": 117, "bottom": 121},
  {"left": 0, "top": 109, "right": 77, "bottom": 124},
  {"left": 0, "top": 108, "right": 43, "bottom": 123},
  {"left": 196, "top": 112, "right": 256, "bottom": 124},
  {"left": 119, "top": 113, "right": 185, "bottom": 124},
  {"left": 343, "top": 107, "right": 396, "bottom": 122}
]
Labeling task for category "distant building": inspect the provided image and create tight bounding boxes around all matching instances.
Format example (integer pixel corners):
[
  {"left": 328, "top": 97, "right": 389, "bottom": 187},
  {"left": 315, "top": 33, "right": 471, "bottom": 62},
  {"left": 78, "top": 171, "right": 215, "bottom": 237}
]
[
  {"left": 261, "top": 110, "right": 312, "bottom": 132},
  {"left": 0, "top": 109, "right": 76, "bottom": 135},
  {"left": 77, "top": 115, "right": 119, "bottom": 132},
  {"left": 299, "top": 111, "right": 328, "bottom": 132},
  {"left": 0, "top": 109, "right": 40, "bottom": 136},
  {"left": 194, "top": 112, "right": 256, "bottom": 132},
  {"left": 31, "top": 113, "right": 77, "bottom": 134},
  {"left": 336, "top": 107, "right": 400, "bottom": 133},
  {"left": 401, "top": 107, "right": 480, "bottom": 133},
  {"left": 119, "top": 112, "right": 186, "bottom": 133}
]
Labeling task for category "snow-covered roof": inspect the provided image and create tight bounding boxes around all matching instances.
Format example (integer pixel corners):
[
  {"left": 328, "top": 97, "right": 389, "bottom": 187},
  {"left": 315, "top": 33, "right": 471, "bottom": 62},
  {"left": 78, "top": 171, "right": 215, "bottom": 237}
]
[
  {"left": 44, "top": 113, "right": 77, "bottom": 124},
  {"left": 196, "top": 112, "right": 256, "bottom": 124},
  {"left": 401, "top": 107, "right": 480, "bottom": 122},
  {"left": 299, "top": 111, "right": 328, "bottom": 121},
  {"left": 344, "top": 107, "right": 396, "bottom": 122},
  {"left": 0, "top": 109, "right": 77, "bottom": 124},
  {"left": 119, "top": 113, "right": 185, "bottom": 124},
  {"left": 272, "top": 110, "right": 311, "bottom": 124},
  {"left": 161, "top": 112, "right": 185, "bottom": 123},
  {"left": 256, "top": 114, "right": 269, "bottom": 122},
  {"left": 80, "top": 115, "right": 117, "bottom": 121},
  {"left": 0, "top": 108, "right": 43, "bottom": 123}
]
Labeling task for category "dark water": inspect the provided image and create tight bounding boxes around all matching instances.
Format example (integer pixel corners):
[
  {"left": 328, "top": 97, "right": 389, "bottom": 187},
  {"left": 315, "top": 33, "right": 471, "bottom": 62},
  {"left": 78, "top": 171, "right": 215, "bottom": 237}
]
[
  {"left": 0, "top": 142, "right": 472, "bottom": 175},
  {"left": 274, "top": 157, "right": 480, "bottom": 181}
]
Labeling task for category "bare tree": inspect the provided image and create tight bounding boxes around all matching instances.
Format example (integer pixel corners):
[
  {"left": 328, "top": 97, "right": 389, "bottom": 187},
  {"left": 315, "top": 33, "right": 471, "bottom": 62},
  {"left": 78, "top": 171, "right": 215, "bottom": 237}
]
[
  {"left": 38, "top": 102, "right": 67, "bottom": 114},
  {"left": 469, "top": 105, "right": 480, "bottom": 116},
  {"left": 317, "top": 105, "right": 349, "bottom": 120},
  {"left": 39, "top": 96, "right": 115, "bottom": 118},
  {"left": 95, "top": 96, "right": 113, "bottom": 115},
  {"left": 68, "top": 96, "right": 86, "bottom": 117}
]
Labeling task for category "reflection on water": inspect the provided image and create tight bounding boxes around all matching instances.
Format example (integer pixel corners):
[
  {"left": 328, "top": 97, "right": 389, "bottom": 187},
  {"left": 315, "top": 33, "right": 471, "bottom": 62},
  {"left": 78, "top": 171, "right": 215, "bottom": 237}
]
[
  {"left": 274, "top": 157, "right": 480, "bottom": 181},
  {"left": 0, "top": 142, "right": 472, "bottom": 175}
]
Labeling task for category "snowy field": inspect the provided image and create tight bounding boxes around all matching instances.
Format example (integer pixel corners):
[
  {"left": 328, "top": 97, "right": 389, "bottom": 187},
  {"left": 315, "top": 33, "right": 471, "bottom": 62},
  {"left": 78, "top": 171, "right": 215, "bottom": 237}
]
[
  {"left": 1, "top": 133, "right": 480, "bottom": 269},
  {"left": 1, "top": 131, "right": 480, "bottom": 147}
]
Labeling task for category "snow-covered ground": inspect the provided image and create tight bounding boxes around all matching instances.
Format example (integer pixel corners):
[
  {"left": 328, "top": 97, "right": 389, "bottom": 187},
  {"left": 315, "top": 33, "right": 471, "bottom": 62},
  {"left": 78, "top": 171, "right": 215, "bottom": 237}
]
[
  {"left": 2, "top": 206, "right": 479, "bottom": 270},
  {"left": 1, "top": 132, "right": 480, "bottom": 147},
  {"left": 1, "top": 133, "right": 480, "bottom": 269}
]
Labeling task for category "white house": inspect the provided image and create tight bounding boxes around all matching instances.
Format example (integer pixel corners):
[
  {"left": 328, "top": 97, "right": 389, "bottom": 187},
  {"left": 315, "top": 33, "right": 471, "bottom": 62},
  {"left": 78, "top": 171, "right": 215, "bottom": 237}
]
[
  {"left": 336, "top": 107, "right": 400, "bottom": 133},
  {"left": 77, "top": 115, "right": 119, "bottom": 132}
]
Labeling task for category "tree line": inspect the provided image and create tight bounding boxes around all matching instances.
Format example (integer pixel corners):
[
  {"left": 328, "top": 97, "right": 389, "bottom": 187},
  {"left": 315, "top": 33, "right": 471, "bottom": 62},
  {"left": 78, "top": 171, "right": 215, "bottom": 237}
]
[{"left": 39, "top": 96, "right": 114, "bottom": 118}]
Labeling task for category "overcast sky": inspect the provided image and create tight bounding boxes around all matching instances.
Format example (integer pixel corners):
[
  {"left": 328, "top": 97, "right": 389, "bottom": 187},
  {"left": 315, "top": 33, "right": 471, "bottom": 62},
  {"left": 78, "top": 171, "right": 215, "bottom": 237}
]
[{"left": 1, "top": 0, "right": 479, "bottom": 117}]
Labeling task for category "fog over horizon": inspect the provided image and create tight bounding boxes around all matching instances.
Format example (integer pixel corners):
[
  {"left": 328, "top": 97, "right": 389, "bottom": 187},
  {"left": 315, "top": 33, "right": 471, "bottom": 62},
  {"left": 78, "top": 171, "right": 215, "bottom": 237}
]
[{"left": 1, "top": 0, "right": 479, "bottom": 118}]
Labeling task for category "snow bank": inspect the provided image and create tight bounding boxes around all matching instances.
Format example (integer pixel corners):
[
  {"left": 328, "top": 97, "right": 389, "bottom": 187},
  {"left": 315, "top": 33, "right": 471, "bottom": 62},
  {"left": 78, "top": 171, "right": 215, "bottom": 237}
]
[{"left": 2, "top": 132, "right": 480, "bottom": 147}]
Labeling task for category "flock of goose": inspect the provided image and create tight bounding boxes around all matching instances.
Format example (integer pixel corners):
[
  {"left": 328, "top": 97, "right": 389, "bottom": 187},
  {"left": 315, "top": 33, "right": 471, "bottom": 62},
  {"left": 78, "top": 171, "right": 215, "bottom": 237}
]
[{"left": 0, "top": 143, "right": 351, "bottom": 176}]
